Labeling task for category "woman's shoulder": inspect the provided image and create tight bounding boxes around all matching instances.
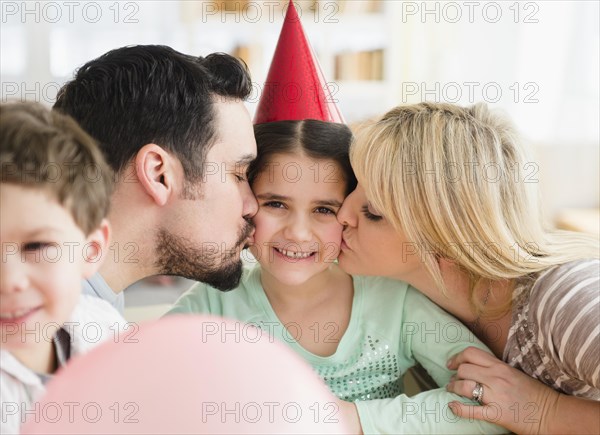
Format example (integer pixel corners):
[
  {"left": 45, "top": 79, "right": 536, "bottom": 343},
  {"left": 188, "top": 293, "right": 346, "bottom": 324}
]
[
  {"left": 537, "top": 258, "right": 599, "bottom": 282},
  {"left": 521, "top": 259, "right": 599, "bottom": 392},
  {"left": 527, "top": 258, "right": 599, "bottom": 332},
  {"left": 530, "top": 259, "right": 599, "bottom": 306}
]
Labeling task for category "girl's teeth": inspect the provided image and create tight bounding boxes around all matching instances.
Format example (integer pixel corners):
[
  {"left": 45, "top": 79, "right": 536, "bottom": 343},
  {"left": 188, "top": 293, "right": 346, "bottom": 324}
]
[{"left": 277, "top": 248, "right": 313, "bottom": 259}]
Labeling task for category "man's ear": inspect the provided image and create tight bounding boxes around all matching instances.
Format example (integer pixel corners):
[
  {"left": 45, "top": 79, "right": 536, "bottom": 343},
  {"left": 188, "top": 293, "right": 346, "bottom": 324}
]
[
  {"left": 135, "top": 144, "right": 178, "bottom": 206},
  {"left": 82, "top": 218, "right": 110, "bottom": 278}
]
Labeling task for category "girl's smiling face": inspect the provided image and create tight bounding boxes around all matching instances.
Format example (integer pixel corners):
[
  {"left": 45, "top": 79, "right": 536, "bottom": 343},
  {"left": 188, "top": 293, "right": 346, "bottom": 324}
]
[{"left": 249, "top": 153, "right": 347, "bottom": 286}]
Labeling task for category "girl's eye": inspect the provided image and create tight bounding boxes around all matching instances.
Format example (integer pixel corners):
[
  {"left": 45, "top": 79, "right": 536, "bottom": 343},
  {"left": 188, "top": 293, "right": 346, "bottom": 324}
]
[
  {"left": 315, "top": 207, "right": 335, "bottom": 215},
  {"left": 22, "top": 242, "right": 52, "bottom": 251},
  {"left": 361, "top": 205, "right": 383, "bottom": 222},
  {"left": 263, "top": 201, "right": 285, "bottom": 209},
  {"left": 235, "top": 173, "right": 247, "bottom": 182}
]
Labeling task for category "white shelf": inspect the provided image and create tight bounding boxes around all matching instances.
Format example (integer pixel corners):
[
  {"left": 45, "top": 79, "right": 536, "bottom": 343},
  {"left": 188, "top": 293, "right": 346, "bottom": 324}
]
[
  {"left": 2, "top": 1, "right": 401, "bottom": 121},
  {"left": 181, "top": 1, "right": 402, "bottom": 122}
]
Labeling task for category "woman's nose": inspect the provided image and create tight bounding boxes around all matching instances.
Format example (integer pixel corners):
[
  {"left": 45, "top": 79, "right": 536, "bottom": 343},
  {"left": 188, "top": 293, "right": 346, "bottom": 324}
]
[{"left": 337, "top": 190, "right": 358, "bottom": 227}]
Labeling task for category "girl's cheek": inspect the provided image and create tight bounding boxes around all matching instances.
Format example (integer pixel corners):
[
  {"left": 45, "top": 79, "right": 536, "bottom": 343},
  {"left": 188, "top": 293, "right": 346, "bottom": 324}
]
[{"left": 321, "top": 224, "right": 344, "bottom": 244}]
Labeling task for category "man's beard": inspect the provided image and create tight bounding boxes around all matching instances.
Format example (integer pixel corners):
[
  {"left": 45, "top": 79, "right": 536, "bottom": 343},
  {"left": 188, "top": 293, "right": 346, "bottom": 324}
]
[{"left": 154, "top": 221, "right": 254, "bottom": 291}]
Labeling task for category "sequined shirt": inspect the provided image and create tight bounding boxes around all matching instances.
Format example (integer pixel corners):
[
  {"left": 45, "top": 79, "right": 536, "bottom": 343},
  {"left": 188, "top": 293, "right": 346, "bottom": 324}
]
[{"left": 169, "top": 264, "right": 506, "bottom": 434}]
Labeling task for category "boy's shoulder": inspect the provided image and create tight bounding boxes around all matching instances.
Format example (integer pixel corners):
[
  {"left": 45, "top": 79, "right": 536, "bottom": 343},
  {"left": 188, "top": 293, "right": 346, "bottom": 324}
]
[
  {"left": 82, "top": 273, "right": 125, "bottom": 314},
  {"left": 0, "top": 355, "right": 44, "bottom": 435},
  {"left": 66, "top": 295, "right": 127, "bottom": 354},
  {"left": 0, "top": 296, "right": 125, "bottom": 435},
  {"left": 72, "top": 294, "right": 126, "bottom": 324}
]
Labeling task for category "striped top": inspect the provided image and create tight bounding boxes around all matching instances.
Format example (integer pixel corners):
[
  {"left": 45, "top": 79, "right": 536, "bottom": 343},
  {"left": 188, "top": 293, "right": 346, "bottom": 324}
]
[{"left": 504, "top": 259, "right": 600, "bottom": 400}]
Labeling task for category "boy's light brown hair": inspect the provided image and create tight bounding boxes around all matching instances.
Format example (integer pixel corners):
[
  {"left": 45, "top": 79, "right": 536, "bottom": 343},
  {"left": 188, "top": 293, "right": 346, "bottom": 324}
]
[{"left": 0, "top": 101, "right": 113, "bottom": 235}]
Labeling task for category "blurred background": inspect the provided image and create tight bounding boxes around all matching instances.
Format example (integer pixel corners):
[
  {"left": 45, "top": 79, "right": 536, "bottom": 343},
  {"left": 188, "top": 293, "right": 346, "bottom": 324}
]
[{"left": 2, "top": 0, "right": 598, "bottom": 312}]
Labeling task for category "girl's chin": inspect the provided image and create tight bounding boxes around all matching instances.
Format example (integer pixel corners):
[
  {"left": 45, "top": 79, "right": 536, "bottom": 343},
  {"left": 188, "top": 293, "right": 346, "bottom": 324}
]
[
  {"left": 335, "top": 254, "right": 354, "bottom": 271},
  {"left": 270, "top": 267, "right": 331, "bottom": 286}
]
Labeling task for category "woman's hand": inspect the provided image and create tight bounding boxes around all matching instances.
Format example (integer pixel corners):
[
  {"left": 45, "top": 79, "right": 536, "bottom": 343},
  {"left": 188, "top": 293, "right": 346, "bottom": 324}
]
[{"left": 445, "top": 346, "right": 562, "bottom": 434}]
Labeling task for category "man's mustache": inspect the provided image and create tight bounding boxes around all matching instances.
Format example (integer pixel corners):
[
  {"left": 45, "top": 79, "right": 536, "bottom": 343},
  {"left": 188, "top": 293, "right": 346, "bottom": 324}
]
[{"left": 239, "top": 219, "right": 255, "bottom": 249}]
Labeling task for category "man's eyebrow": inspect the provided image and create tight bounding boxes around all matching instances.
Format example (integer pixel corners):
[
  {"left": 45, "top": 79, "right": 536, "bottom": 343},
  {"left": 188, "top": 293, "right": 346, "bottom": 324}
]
[{"left": 233, "top": 154, "right": 256, "bottom": 166}]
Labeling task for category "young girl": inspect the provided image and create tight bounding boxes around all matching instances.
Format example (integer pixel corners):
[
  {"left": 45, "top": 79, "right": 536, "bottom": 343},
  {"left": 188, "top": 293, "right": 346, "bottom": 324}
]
[{"left": 168, "top": 119, "right": 505, "bottom": 434}]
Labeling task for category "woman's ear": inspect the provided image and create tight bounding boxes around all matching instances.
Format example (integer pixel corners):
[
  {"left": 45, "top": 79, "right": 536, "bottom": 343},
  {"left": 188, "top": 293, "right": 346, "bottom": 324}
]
[
  {"left": 134, "top": 144, "right": 178, "bottom": 206},
  {"left": 82, "top": 219, "right": 110, "bottom": 278}
]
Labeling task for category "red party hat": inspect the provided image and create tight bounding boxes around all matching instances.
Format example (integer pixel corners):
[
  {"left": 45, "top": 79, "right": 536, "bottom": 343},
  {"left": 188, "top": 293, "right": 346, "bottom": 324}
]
[{"left": 253, "top": 0, "right": 344, "bottom": 124}]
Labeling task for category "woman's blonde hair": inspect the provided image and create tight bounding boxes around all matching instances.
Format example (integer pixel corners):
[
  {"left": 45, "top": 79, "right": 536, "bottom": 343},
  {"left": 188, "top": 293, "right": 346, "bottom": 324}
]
[{"left": 351, "top": 102, "right": 599, "bottom": 315}]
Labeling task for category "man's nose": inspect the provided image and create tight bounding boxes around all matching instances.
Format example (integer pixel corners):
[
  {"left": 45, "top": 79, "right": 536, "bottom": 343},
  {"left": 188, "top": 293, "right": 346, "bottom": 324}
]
[{"left": 242, "top": 181, "right": 258, "bottom": 219}]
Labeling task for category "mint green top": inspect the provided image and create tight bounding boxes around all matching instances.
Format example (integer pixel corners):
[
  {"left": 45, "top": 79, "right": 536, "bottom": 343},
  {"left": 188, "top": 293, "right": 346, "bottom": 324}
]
[{"left": 168, "top": 265, "right": 506, "bottom": 434}]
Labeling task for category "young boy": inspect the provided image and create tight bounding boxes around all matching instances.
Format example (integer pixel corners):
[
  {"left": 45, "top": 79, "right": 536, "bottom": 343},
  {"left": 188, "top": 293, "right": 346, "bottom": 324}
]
[{"left": 0, "top": 102, "right": 126, "bottom": 434}]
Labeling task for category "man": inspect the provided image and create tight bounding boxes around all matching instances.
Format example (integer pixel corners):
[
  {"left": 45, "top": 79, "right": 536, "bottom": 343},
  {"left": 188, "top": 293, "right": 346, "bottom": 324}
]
[{"left": 53, "top": 45, "right": 258, "bottom": 313}]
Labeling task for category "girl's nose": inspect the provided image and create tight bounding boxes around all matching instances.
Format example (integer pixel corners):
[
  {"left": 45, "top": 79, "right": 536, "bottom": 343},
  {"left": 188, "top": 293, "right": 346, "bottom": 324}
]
[{"left": 283, "top": 214, "right": 313, "bottom": 243}]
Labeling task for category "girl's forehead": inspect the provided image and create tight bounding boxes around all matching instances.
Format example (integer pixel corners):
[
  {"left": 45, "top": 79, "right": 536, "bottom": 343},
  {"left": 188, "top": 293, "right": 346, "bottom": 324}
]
[
  {"left": 263, "top": 152, "right": 340, "bottom": 170},
  {"left": 259, "top": 155, "right": 340, "bottom": 181},
  {"left": 253, "top": 157, "right": 346, "bottom": 197}
]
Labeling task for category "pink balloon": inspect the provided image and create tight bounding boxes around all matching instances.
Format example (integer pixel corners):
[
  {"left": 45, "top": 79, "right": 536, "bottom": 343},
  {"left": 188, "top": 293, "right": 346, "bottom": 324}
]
[{"left": 22, "top": 315, "right": 350, "bottom": 434}]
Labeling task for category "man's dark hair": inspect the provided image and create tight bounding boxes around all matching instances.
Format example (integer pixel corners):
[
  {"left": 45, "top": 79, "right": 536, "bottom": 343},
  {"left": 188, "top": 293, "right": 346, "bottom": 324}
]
[{"left": 53, "top": 45, "right": 252, "bottom": 182}]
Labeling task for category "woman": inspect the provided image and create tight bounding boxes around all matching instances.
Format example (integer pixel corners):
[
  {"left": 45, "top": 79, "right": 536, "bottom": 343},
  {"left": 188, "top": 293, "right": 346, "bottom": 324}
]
[{"left": 337, "top": 102, "right": 599, "bottom": 434}]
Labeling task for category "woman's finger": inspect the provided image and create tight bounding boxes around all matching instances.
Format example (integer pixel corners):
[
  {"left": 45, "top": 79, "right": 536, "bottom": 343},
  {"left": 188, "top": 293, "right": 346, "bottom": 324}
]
[
  {"left": 453, "top": 362, "right": 490, "bottom": 384},
  {"left": 446, "top": 379, "right": 484, "bottom": 403},
  {"left": 447, "top": 346, "right": 498, "bottom": 369}
]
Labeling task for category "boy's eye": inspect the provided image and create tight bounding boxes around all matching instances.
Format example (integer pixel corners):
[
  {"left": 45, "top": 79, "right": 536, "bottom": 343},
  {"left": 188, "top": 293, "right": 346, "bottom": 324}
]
[
  {"left": 235, "top": 173, "right": 247, "bottom": 182},
  {"left": 263, "top": 201, "right": 285, "bottom": 209},
  {"left": 361, "top": 205, "right": 383, "bottom": 222},
  {"left": 315, "top": 206, "right": 335, "bottom": 215},
  {"left": 22, "top": 242, "right": 53, "bottom": 251}
]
